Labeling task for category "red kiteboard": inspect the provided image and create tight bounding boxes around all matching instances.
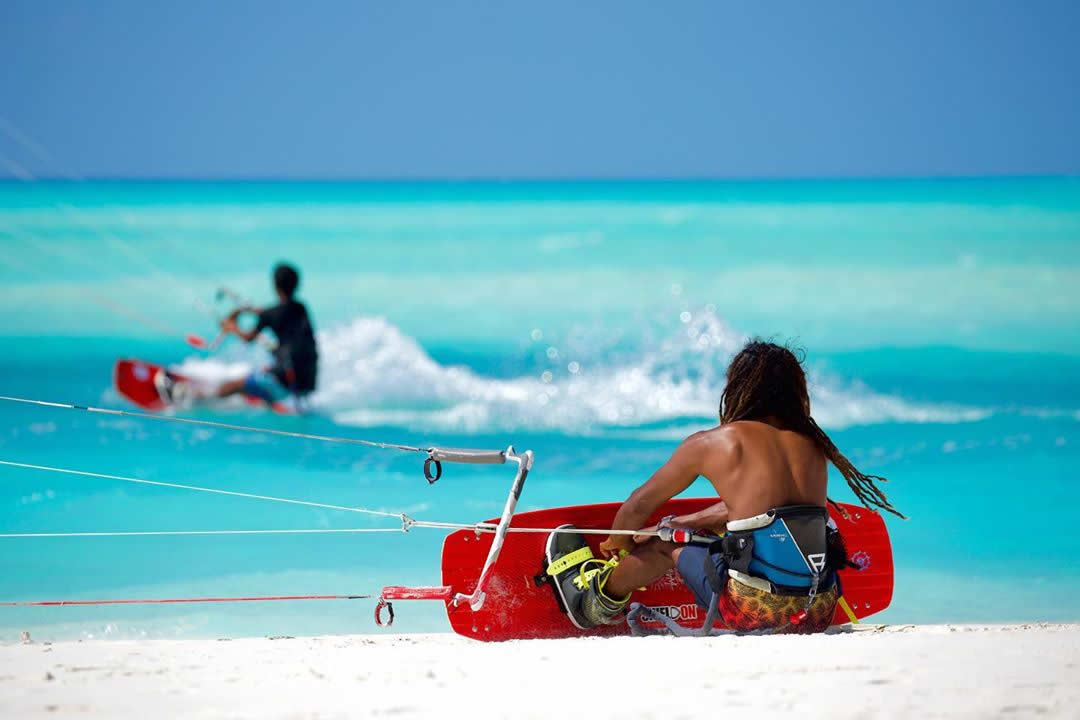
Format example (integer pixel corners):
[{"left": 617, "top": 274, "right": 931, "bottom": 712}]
[
  {"left": 439, "top": 498, "right": 892, "bottom": 642},
  {"left": 113, "top": 359, "right": 298, "bottom": 414},
  {"left": 114, "top": 359, "right": 179, "bottom": 412}
]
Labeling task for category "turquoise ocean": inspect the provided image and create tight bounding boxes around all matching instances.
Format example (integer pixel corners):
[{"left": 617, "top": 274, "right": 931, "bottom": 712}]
[{"left": 1, "top": 178, "right": 1079, "bottom": 642}]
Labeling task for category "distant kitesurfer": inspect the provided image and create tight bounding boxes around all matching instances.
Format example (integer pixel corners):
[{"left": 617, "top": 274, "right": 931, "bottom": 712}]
[
  {"left": 156, "top": 262, "right": 318, "bottom": 409},
  {"left": 215, "top": 262, "right": 319, "bottom": 404},
  {"left": 545, "top": 340, "right": 903, "bottom": 633}
]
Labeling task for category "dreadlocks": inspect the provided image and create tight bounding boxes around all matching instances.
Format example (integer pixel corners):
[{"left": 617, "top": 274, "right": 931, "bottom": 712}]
[{"left": 720, "top": 340, "right": 905, "bottom": 519}]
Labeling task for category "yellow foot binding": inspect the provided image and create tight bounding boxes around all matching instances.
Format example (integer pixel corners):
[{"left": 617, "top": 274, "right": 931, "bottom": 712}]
[{"left": 543, "top": 524, "right": 630, "bottom": 629}]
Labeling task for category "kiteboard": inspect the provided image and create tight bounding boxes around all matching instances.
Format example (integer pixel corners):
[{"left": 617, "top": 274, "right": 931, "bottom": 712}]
[
  {"left": 113, "top": 359, "right": 297, "bottom": 414},
  {"left": 114, "top": 359, "right": 184, "bottom": 411},
  {"left": 439, "top": 498, "right": 892, "bottom": 642}
]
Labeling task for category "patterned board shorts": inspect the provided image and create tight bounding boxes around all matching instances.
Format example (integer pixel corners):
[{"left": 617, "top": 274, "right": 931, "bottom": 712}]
[{"left": 676, "top": 544, "right": 838, "bottom": 634}]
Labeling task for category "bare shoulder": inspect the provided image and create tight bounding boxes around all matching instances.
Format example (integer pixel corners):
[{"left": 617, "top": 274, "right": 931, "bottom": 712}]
[
  {"left": 682, "top": 425, "right": 743, "bottom": 469},
  {"left": 715, "top": 420, "right": 775, "bottom": 444}
]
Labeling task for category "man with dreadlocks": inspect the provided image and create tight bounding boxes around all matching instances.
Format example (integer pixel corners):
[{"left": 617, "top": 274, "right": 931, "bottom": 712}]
[{"left": 545, "top": 340, "right": 901, "bottom": 633}]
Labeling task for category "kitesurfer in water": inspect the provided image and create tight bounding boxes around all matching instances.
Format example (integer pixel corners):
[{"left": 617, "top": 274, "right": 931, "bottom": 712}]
[
  {"left": 214, "top": 262, "right": 319, "bottom": 405},
  {"left": 155, "top": 263, "right": 317, "bottom": 409},
  {"left": 545, "top": 340, "right": 903, "bottom": 633}
]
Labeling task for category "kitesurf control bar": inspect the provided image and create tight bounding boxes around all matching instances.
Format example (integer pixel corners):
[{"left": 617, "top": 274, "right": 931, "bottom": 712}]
[
  {"left": 422, "top": 447, "right": 508, "bottom": 484},
  {"left": 426, "top": 448, "right": 507, "bottom": 464},
  {"left": 376, "top": 446, "right": 533, "bottom": 626}
]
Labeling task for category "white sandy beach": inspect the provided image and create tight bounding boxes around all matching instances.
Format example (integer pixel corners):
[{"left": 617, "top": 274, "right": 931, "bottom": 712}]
[{"left": 1, "top": 624, "right": 1077, "bottom": 719}]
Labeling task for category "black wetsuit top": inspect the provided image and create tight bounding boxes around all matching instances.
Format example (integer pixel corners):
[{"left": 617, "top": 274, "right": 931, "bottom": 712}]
[{"left": 255, "top": 300, "right": 318, "bottom": 394}]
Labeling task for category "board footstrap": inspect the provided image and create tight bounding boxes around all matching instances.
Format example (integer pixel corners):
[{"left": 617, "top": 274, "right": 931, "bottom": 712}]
[{"left": 544, "top": 546, "right": 594, "bottom": 577}]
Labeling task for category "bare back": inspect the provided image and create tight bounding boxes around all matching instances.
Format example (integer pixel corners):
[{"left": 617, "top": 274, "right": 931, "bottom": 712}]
[{"left": 698, "top": 420, "right": 828, "bottom": 521}]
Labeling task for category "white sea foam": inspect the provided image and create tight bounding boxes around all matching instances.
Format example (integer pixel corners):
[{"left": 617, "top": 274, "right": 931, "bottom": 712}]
[{"left": 171, "top": 310, "right": 991, "bottom": 436}]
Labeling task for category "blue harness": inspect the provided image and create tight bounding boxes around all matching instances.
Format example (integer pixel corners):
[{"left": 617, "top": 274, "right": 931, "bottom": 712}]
[{"left": 716, "top": 504, "right": 831, "bottom": 596}]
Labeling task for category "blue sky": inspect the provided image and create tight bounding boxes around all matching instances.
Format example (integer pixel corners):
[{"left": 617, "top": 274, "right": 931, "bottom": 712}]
[{"left": 2, "top": 1, "right": 1078, "bottom": 179}]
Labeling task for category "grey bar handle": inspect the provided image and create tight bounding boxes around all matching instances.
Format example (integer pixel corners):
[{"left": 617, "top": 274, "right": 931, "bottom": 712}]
[{"left": 427, "top": 447, "right": 508, "bottom": 465}]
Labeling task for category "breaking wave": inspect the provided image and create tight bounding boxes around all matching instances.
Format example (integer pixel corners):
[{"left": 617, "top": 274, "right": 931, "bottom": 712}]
[{"left": 177, "top": 310, "right": 988, "bottom": 435}]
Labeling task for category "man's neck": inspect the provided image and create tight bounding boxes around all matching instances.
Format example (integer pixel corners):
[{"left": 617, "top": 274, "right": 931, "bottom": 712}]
[{"left": 759, "top": 415, "right": 785, "bottom": 430}]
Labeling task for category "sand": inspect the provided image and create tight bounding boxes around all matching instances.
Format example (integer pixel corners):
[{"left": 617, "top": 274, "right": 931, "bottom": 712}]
[{"left": 2, "top": 624, "right": 1078, "bottom": 719}]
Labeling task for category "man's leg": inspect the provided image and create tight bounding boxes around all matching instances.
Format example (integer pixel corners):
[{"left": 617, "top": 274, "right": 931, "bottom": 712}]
[
  {"left": 604, "top": 540, "right": 684, "bottom": 598},
  {"left": 216, "top": 378, "right": 248, "bottom": 398}
]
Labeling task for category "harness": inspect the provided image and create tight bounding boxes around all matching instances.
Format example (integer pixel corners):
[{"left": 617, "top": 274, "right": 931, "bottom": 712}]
[
  {"left": 628, "top": 504, "right": 840, "bottom": 637},
  {"left": 715, "top": 504, "right": 830, "bottom": 601}
]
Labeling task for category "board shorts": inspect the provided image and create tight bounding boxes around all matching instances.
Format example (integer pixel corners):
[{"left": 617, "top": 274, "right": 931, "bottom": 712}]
[
  {"left": 676, "top": 545, "right": 839, "bottom": 634},
  {"left": 242, "top": 369, "right": 292, "bottom": 405}
]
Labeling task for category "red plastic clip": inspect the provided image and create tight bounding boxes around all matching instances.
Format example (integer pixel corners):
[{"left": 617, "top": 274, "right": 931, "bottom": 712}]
[{"left": 670, "top": 528, "right": 693, "bottom": 544}]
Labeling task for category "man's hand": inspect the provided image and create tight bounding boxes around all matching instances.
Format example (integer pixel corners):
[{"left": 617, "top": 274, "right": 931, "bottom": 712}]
[
  {"left": 221, "top": 317, "right": 259, "bottom": 343},
  {"left": 599, "top": 534, "right": 633, "bottom": 559},
  {"left": 226, "top": 306, "right": 255, "bottom": 322}
]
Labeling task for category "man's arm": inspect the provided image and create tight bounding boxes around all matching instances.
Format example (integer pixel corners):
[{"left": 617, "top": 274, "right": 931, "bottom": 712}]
[
  {"left": 611, "top": 436, "right": 704, "bottom": 531},
  {"left": 670, "top": 501, "right": 729, "bottom": 532},
  {"left": 222, "top": 306, "right": 263, "bottom": 343},
  {"left": 598, "top": 433, "right": 708, "bottom": 557},
  {"left": 631, "top": 500, "right": 729, "bottom": 542}
]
